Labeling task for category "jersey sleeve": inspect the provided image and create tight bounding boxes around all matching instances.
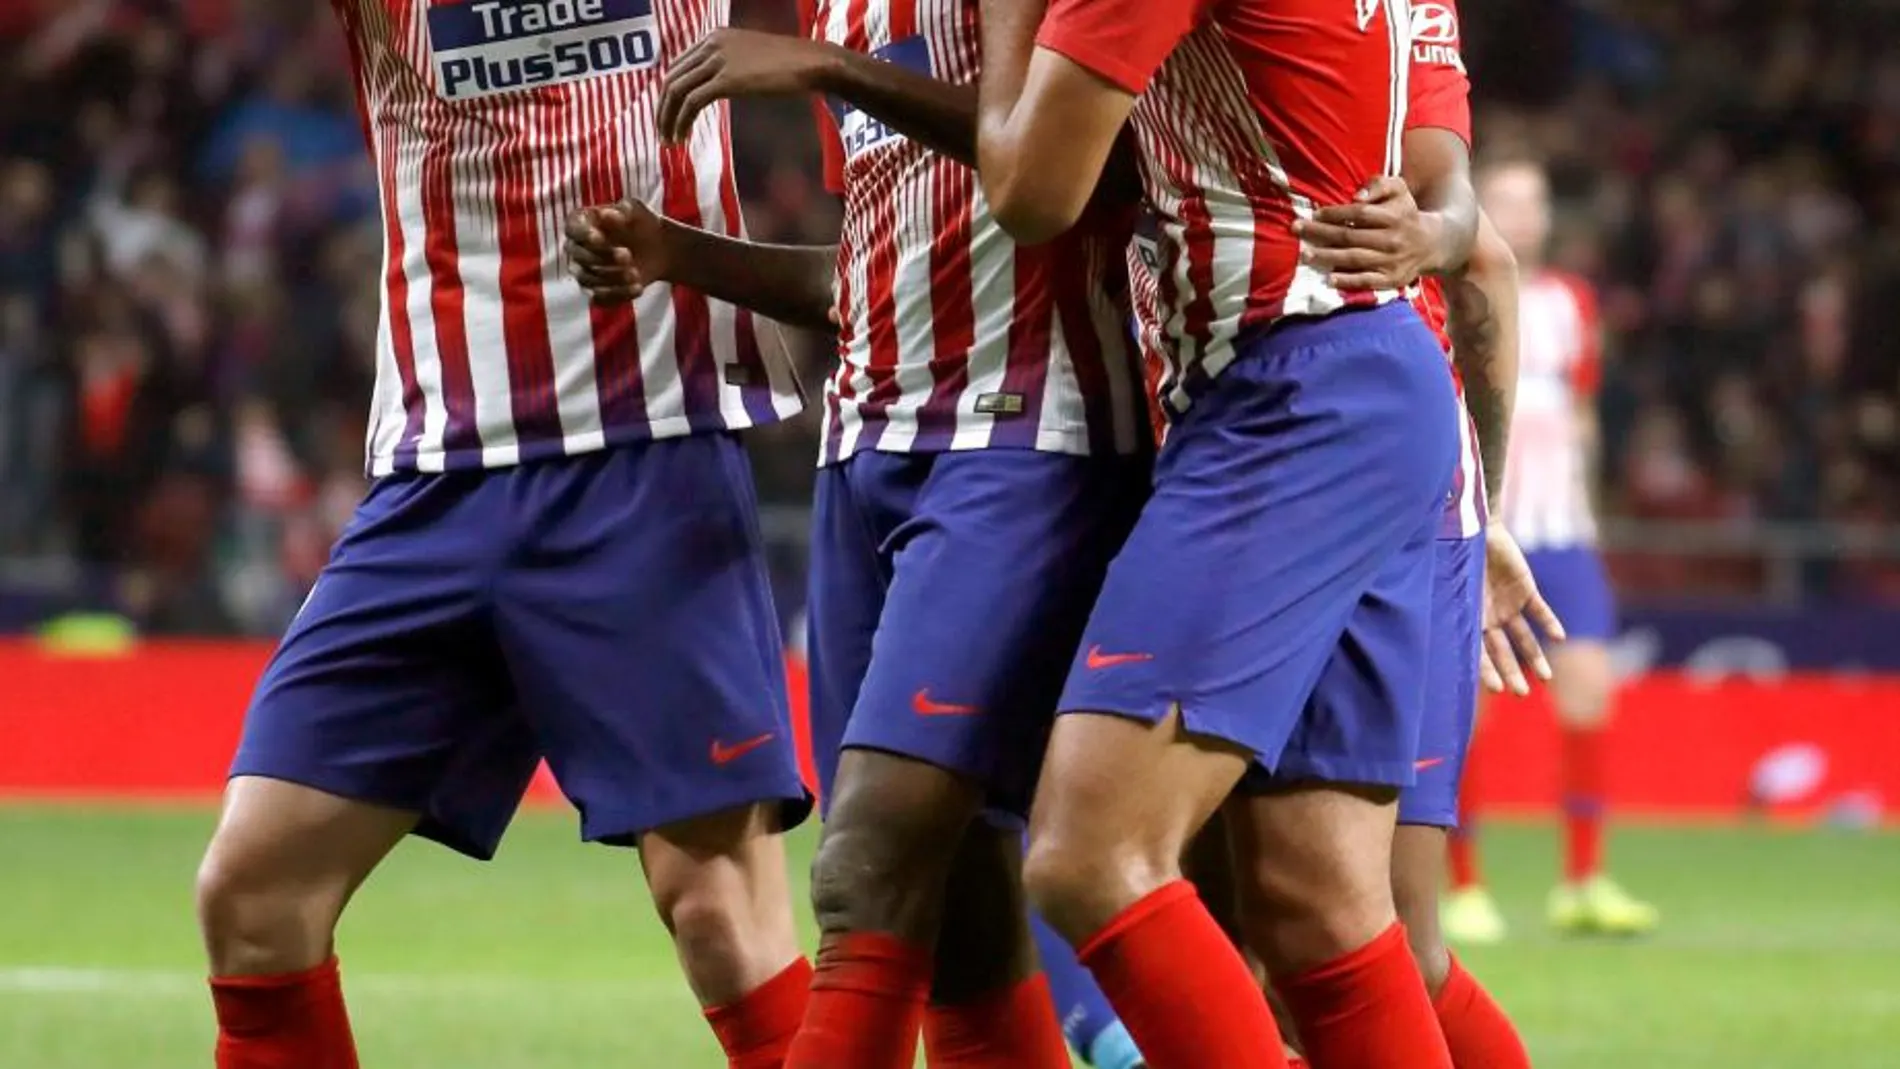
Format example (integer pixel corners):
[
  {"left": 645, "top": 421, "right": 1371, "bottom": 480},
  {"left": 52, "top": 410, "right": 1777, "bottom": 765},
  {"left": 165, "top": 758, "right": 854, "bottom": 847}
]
[
  {"left": 1561, "top": 274, "right": 1604, "bottom": 396},
  {"left": 1035, "top": 0, "right": 1209, "bottom": 95},
  {"left": 1405, "top": 2, "right": 1471, "bottom": 143}
]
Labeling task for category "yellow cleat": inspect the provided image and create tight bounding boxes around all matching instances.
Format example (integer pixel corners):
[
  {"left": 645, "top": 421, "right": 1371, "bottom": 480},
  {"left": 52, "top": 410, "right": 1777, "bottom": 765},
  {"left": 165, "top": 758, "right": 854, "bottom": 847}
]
[
  {"left": 1548, "top": 875, "right": 1660, "bottom": 937},
  {"left": 1442, "top": 885, "right": 1509, "bottom": 945}
]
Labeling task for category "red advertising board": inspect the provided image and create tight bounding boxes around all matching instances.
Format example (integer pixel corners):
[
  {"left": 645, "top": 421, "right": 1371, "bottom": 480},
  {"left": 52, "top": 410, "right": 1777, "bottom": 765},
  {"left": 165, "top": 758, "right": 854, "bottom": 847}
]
[{"left": 1, "top": 641, "right": 1895, "bottom": 820}]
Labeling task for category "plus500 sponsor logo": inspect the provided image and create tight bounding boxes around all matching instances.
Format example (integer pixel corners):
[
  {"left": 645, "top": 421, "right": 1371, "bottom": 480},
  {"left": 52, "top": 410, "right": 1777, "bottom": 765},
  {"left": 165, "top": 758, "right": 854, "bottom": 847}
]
[{"left": 429, "top": 0, "right": 659, "bottom": 102}]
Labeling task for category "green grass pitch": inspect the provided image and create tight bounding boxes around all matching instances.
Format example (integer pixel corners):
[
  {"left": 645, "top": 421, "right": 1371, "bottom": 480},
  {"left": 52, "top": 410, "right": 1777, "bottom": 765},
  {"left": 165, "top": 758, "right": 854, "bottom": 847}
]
[{"left": 1, "top": 806, "right": 1895, "bottom": 1068}]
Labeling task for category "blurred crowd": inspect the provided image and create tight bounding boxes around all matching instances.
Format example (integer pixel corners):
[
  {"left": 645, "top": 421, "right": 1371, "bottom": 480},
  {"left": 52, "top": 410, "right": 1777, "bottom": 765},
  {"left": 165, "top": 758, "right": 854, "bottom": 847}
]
[{"left": 1, "top": 0, "right": 1897, "bottom": 634}]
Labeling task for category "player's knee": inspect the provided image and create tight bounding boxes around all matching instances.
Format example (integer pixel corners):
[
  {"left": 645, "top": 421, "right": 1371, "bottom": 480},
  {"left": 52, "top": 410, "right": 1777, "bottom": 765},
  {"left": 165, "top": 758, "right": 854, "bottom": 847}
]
[
  {"left": 1237, "top": 847, "right": 1393, "bottom": 973},
  {"left": 807, "top": 819, "right": 956, "bottom": 939},
  {"left": 1552, "top": 647, "right": 1615, "bottom": 725},
  {"left": 655, "top": 875, "right": 752, "bottom": 968},
  {"left": 194, "top": 839, "right": 342, "bottom": 975},
  {"left": 1021, "top": 829, "right": 1157, "bottom": 944}
]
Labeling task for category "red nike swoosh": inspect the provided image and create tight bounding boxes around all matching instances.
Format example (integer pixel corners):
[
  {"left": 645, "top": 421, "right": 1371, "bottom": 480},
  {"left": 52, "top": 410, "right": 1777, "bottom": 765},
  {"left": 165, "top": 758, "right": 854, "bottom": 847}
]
[
  {"left": 1086, "top": 645, "right": 1155, "bottom": 670},
  {"left": 912, "top": 689, "right": 980, "bottom": 717},
  {"left": 1415, "top": 757, "right": 1447, "bottom": 771},
  {"left": 710, "top": 733, "right": 775, "bottom": 766}
]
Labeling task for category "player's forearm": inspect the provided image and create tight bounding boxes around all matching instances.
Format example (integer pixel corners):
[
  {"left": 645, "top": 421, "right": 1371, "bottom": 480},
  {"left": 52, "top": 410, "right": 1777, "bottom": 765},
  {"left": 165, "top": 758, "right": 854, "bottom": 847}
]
[
  {"left": 977, "top": 0, "right": 1072, "bottom": 242},
  {"left": 815, "top": 46, "right": 978, "bottom": 165},
  {"left": 659, "top": 221, "right": 837, "bottom": 332},
  {"left": 1403, "top": 128, "right": 1479, "bottom": 275},
  {"left": 1448, "top": 213, "right": 1519, "bottom": 509}
]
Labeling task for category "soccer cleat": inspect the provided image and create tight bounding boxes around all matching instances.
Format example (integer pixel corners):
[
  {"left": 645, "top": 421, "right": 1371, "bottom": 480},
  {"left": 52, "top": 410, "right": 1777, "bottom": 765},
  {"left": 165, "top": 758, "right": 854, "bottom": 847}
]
[
  {"left": 1548, "top": 875, "right": 1660, "bottom": 936},
  {"left": 1442, "top": 885, "right": 1509, "bottom": 945}
]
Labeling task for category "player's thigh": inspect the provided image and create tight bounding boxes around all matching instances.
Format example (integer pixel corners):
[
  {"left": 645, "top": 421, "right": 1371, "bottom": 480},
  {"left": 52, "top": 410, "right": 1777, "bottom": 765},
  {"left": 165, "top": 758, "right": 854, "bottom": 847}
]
[
  {"left": 846, "top": 450, "right": 1149, "bottom": 817},
  {"left": 1526, "top": 547, "right": 1619, "bottom": 721},
  {"left": 1059, "top": 304, "right": 1460, "bottom": 772},
  {"left": 805, "top": 460, "right": 891, "bottom": 814},
  {"left": 231, "top": 474, "right": 532, "bottom": 863},
  {"left": 1397, "top": 534, "right": 1484, "bottom": 829},
  {"left": 494, "top": 435, "right": 809, "bottom": 845}
]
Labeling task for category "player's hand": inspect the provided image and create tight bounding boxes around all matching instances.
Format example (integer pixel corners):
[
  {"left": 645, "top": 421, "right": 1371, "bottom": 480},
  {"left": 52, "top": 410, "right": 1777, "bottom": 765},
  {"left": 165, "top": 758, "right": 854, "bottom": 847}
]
[
  {"left": 1294, "top": 176, "right": 1437, "bottom": 291},
  {"left": 658, "top": 29, "right": 836, "bottom": 143},
  {"left": 565, "top": 200, "right": 670, "bottom": 305},
  {"left": 1479, "top": 521, "right": 1566, "bottom": 696}
]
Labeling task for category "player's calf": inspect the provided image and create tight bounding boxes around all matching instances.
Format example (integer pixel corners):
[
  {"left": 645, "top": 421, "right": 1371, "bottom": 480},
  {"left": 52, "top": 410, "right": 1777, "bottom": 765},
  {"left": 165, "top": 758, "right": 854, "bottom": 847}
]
[
  {"left": 1230, "top": 786, "right": 1454, "bottom": 1069},
  {"left": 1391, "top": 824, "right": 1453, "bottom": 993},
  {"left": 922, "top": 825, "right": 1071, "bottom": 1068}
]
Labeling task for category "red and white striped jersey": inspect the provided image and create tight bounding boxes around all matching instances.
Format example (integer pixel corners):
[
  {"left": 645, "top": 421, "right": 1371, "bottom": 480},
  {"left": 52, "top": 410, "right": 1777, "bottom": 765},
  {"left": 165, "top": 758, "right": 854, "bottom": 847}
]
[
  {"left": 1500, "top": 272, "right": 1603, "bottom": 550},
  {"left": 808, "top": 0, "right": 1148, "bottom": 464},
  {"left": 332, "top": 0, "right": 802, "bottom": 477},
  {"left": 1404, "top": 0, "right": 1484, "bottom": 539},
  {"left": 1038, "top": 0, "right": 1415, "bottom": 424}
]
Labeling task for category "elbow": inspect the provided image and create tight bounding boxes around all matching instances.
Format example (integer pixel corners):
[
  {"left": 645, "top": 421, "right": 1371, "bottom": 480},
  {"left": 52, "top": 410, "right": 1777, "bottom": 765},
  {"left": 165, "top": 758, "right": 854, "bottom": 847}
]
[
  {"left": 979, "top": 136, "right": 1081, "bottom": 245},
  {"left": 988, "top": 189, "right": 1076, "bottom": 246},
  {"left": 1466, "top": 220, "right": 1518, "bottom": 286}
]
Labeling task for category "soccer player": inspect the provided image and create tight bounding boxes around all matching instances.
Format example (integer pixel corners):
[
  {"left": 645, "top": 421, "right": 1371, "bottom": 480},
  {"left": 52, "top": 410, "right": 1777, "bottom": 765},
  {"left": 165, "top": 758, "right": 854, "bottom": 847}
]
[
  {"left": 1447, "top": 153, "right": 1662, "bottom": 942},
  {"left": 192, "top": 3, "right": 816, "bottom": 1067},
  {"left": 567, "top": 3, "right": 1152, "bottom": 1066},
  {"left": 1046, "top": 5, "right": 1545, "bottom": 1066},
  {"left": 976, "top": 2, "right": 1471, "bottom": 1067}
]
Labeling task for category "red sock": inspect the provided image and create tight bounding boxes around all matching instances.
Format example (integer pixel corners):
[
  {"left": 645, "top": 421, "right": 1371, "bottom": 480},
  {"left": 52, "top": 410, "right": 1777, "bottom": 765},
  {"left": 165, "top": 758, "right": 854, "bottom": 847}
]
[
  {"left": 209, "top": 956, "right": 358, "bottom": 1069},
  {"left": 1434, "top": 955, "right": 1531, "bottom": 1069},
  {"left": 1561, "top": 725, "right": 1606, "bottom": 882},
  {"left": 783, "top": 933, "right": 931, "bottom": 1069},
  {"left": 706, "top": 957, "right": 813, "bottom": 1069},
  {"left": 1077, "top": 881, "right": 1287, "bottom": 1069},
  {"left": 1288, "top": 1060, "right": 1311, "bottom": 1069},
  {"left": 1275, "top": 924, "right": 1452, "bottom": 1069},
  {"left": 923, "top": 973, "right": 1071, "bottom": 1068}
]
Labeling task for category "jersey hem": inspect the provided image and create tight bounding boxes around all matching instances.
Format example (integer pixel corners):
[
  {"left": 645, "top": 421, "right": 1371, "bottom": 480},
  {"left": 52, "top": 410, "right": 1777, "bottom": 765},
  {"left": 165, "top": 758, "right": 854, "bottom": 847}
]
[{"left": 367, "top": 408, "right": 797, "bottom": 478}]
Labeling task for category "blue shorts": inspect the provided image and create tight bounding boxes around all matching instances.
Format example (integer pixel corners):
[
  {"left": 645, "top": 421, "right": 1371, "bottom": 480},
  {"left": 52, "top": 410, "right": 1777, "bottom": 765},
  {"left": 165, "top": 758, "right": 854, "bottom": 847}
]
[
  {"left": 1059, "top": 302, "right": 1460, "bottom": 789},
  {"left": 1398, "top": 534, "right": 1484, "bottom": 827},
  {"left": 806, "top": 450, "right": 1149, "bottom": 818},
  {"left": 1524, "top": 545, "right": 1617, "bottom": 642},
  {"left": 231, "top": 435, "right": 810, "bottom": 860}
]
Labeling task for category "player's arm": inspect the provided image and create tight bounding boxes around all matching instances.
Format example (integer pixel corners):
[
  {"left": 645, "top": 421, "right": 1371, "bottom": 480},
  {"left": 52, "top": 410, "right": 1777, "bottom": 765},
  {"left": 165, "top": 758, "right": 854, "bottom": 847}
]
[
  {"left": 1447, "top": 211, "right": 1519, "bottom": 509},
  {"left": 1297, "top": 128, "right": 1479, "bottom": 291},
  {"left": 977, "top": 0, "right": 1193, "bottom": 244},
  {"left": 565, "top": 202, "right": 837, "bottom": 333},
  {"left": 657, "top": 28, "right": 976, "bottom": 164}
]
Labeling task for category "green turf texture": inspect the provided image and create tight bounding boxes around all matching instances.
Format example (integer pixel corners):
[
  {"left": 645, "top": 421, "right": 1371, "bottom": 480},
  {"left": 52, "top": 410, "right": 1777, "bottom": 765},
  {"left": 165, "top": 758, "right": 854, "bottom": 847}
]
[{"left": 1, "top": 807, "right": 1894, "bottom": 1068}]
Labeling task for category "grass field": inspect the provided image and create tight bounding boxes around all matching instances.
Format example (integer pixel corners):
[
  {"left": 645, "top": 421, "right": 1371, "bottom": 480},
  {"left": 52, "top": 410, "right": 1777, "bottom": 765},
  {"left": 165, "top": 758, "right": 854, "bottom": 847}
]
[{"left": 1, "top": 807, "right": 1895, "bottom": 1068}]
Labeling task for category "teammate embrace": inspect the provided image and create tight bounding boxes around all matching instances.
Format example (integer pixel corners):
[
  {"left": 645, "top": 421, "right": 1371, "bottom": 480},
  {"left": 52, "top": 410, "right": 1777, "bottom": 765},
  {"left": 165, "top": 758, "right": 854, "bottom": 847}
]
[{"left": 201, "top": 1, "right": 1590, "bottom": 1068}]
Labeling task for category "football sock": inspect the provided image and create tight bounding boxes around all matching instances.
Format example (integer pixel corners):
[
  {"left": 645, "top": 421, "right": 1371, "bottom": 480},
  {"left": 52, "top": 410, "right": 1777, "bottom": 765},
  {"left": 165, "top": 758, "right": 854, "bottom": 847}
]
[
  {"left": 1032, "top": 910, "right": 1135, "bottom": 1065},
  {"left": 209, "top": 956, "right": 359, "bottom": 1069},
  {"left": 1561, "top": 725, "right": 1607, "bottom": 881},
  {"left": 923, "top": 973, "right": 1072, "bottom": 1068},
  {"left": 706, "top": 957, "right": 813, "bottom": 1069},
  {"left": 783, "top": 932, "right": 931, "bottom": 1069},
  {"left": 1077, "top": 881, "right": 1288, "bottom": 1069},
  {"left": 1275, "top": 923, "right": 1453, "bottom": 1069},
  {"left": 1434, "top": 954, "right": 1532, "bottom": 1069}
]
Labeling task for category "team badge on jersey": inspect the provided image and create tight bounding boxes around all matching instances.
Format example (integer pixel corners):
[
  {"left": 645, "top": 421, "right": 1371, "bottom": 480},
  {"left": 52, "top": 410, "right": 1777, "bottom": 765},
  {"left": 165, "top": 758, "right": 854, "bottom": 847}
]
[
  {"left": 830, "top": 36, "right": 931, "bottom": 161},
  {"left": 427, "top": 0, "right": 660, "bottom": 102},
  {"left": 1410, "top": 2, "right": 1466, "bottom": 72}
]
